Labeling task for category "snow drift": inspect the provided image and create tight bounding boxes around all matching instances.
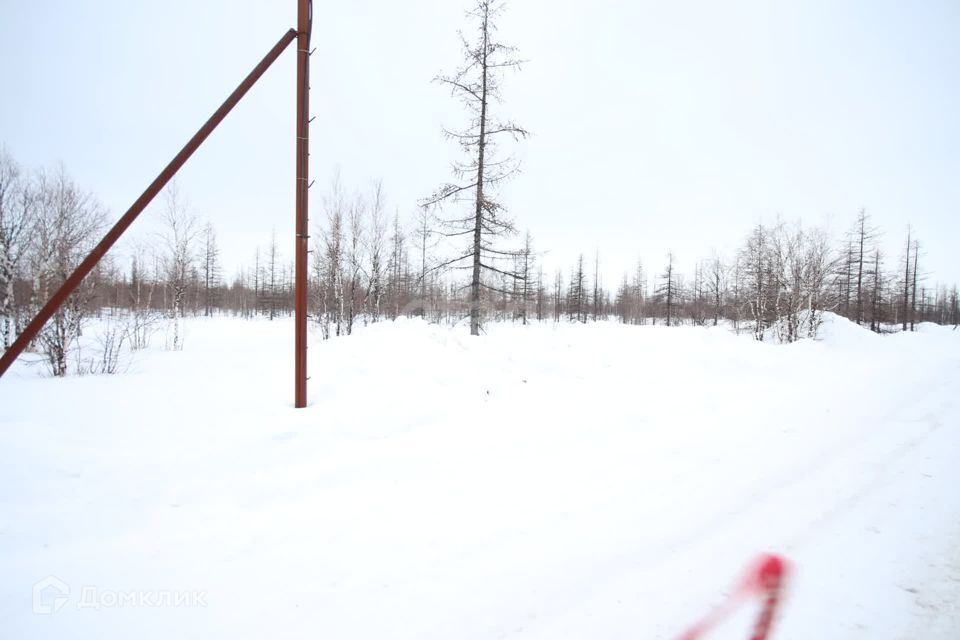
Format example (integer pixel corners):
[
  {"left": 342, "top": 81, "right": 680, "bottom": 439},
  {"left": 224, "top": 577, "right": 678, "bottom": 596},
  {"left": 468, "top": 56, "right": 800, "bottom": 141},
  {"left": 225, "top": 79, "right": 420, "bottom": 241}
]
[{"left": 2, "top": 315, "right": 959, "bottom": 639}]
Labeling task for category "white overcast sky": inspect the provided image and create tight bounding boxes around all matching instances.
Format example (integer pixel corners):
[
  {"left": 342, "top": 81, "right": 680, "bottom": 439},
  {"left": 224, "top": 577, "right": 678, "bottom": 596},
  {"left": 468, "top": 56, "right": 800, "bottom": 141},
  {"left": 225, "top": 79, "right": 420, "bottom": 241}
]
[{"left": 1, "top": 0, "right": 958, "bottom": 286}]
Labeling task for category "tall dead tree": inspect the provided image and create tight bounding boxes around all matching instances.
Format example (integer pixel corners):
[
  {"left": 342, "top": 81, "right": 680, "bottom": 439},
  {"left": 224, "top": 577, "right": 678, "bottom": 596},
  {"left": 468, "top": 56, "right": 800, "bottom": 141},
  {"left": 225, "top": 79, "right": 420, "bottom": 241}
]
[
  {"left": 705, "top": 254, "right": 725, "bottom": 326},
  {"left": 632, "top": 259, "right": 646, "bottom": 324},
  {"left": 839, "top": 239, "right": 853, "bottom": 317},
  {"left": 266, "top": 230, "right": 279, "bottom": 320},
  {"left": 868, "top": 248, "right": 884, "bottom": 333},
  {"left": 535, "top": 264, "right": 545, "bottom": 321},
  {"left": 553, "top": 270, "right": 562, "bottom": 322},
  {"left": 413, "top": 206, "right": 434, "bottom": 318},
  {"left": 950, "top": 285, "right": 959, "bottom": 328},
  {"left": 423, "top": 0, "right": 528, "bottom": 335},
  {"left": 910, "top": 239, "right": 920, "bottom": 331},
  {"left": 387, "top": 209, "right": 407, "bottom": 320},
  {"left": 690, "top": 261, "right": 706, "bottom": 326},
  {"left": 851, "top": 208, "right": 876, "bottom": 325},
  {"left": 657, "top": 252, "right": 677, "bottom": 327},
  {"left": 730, "top": 253, "right": 743, "bottom": 334},
  {"left": 569, "top": 255, "right": 586, "bottom": 323},
  {"left": 592, "top": 251, "right": 600, "bottom": 322},
  {"left": 517, "top": 230, "right": 535, "bottom": 324},
  {"left": 901, "top": 226, "right": 912, "bottom": 332},
  {"left": 201, "top": 222, "right": 220, "bottom": 317}
]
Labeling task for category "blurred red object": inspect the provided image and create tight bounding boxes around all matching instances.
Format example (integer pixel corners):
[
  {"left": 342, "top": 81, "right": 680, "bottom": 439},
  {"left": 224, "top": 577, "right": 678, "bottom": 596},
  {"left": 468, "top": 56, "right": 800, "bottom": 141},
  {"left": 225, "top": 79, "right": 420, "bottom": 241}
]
[{"left": 676, "top": 554, "right": 789, "bottom": 640}]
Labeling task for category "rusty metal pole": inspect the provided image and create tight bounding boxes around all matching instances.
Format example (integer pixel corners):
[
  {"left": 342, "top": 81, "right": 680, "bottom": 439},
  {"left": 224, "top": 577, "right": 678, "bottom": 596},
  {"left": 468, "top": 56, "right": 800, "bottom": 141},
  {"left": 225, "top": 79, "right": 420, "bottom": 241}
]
[
  {"left": 293, "top": 0, "right": 311, "bottom": 408},
  {"left": 0, "top": 29, "right": 298, "bottom": 378}
]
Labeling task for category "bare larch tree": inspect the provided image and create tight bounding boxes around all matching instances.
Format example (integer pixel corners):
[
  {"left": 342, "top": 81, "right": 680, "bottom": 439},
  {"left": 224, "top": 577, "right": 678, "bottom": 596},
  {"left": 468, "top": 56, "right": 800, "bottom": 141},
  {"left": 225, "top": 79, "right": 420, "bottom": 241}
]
[
  {"left": 568, "top": 255, "right": 586, "bottom": 323},
  {"left": 201, "top": 223, "right": 220, "bottom": 317},
  {"left": 423, "top": 0, "right": 528, "bottom": 335},
  {"left": 901, "top": 226, "right": 912, "bottom": 332},
  {"left": 850, "top": 208, "right": 877, "bottom": 325},
  {"left": 657, "top": 252, "right": 678, "bottom": 327}
]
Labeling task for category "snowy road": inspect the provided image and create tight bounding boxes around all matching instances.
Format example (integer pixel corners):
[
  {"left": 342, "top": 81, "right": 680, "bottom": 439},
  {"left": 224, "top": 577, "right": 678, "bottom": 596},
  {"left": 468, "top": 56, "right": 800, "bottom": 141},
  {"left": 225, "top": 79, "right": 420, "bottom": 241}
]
[{"left": 2, "top": 316, "right": 959, "bottom": 639}]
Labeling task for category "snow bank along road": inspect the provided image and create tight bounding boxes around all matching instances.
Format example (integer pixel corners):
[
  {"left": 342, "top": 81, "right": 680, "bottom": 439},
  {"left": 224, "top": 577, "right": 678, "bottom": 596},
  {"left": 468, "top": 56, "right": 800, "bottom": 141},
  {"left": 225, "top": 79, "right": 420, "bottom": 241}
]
[{"left": 2, "top": 316, "right": 959, "bottom": 639}]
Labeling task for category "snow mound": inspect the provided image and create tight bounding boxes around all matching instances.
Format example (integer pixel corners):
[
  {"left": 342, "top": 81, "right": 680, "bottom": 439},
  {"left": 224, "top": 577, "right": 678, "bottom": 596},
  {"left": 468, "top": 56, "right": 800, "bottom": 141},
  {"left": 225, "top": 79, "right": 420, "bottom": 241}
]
[{"left": 815, "top": 311, "right": 881, "bottom": 347}]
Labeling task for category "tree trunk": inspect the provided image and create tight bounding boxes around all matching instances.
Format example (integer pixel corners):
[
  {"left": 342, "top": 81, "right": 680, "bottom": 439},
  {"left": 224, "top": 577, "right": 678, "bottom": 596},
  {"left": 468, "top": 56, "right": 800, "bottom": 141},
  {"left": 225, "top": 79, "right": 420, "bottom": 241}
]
[{"left": 469, "top": 7, "right": 490, "bottom": 337}]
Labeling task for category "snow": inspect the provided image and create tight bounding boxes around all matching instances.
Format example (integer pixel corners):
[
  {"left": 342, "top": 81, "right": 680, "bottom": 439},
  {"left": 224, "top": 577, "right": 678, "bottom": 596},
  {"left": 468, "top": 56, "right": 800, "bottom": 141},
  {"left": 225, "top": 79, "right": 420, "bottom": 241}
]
[{"left": 2, "top": 314, "right": 960, "bottom": 639}]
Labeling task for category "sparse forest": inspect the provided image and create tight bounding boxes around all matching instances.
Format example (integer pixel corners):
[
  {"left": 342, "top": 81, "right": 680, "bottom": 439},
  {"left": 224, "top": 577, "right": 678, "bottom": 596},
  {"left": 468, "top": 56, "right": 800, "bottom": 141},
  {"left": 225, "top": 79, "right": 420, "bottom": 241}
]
[
  {"left": 0, "top": 0, "right": 958, "bottom": 376},
  {"left": 1, "top": 142, "right": 958, "bottom": 377}
]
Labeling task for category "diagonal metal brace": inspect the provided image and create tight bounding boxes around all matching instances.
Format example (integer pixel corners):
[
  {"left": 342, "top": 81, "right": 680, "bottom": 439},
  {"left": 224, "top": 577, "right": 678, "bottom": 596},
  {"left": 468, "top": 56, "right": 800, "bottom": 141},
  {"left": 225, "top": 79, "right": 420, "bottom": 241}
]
[{"left": 0, "top": 28, "right": 298, "bottom": 377}]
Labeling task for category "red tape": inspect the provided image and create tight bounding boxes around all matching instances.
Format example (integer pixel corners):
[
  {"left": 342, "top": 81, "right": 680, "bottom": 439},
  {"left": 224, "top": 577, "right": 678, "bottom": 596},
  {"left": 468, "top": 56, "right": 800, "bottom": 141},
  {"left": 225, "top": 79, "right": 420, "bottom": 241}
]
[{"left": 676, "top": 554, "right": 788, "bottom": 640}]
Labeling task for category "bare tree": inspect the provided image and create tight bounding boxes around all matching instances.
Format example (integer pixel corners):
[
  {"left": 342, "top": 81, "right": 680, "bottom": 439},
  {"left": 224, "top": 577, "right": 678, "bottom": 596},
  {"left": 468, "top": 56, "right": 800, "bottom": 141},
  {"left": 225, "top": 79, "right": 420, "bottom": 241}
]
[
  {"left": 910, "top": 238, "right": 921, "bottom": 331},
  {"left": 368, "top": 181, "right": 387, "bottom": 323},
  {"left": 705, "top": 253, "right": 726, "bottom": 326},
  {"left": 422, "top": 0, "right": 528, "bottom": 335},
  {"left": 901, "top": 226, "right": 912, "bottom": 332},
  {"left": 516, "top": 230, "right": 535, "bottom": 324},
  {"left": 323, "top": 177, "right": 346, "bottom": 336},
  {"left": 387, "top": 209, "right": 408, "bottom": 320},
  {"left": 0, "top": 148, "right": 35, "bottom": 349},
  {"left": 632, "top": 259, "right": 646, "bottom": 324},
  {"left": 553, "top": 270, "right": 562, "bottom": 322},
  {"left": 769, "top": 222, "right": 810, "bottom": 343},
  {"left": 591, "top": 251, "right": 601, "bottom": 322},
  {"left": 201, "top": 222, "right": 220, "bottom": 317},
  {"left": 126, "top": 244, "right": 161, "bottom": 350},
  {"left": 867, "top": 247, "right": 885, "bottom": 333},
  {"left": 741, "top": 225, "right": 770, "bottom": 341},
  {"left": 741, "top": 221, "right": 836, "bottom": 343},
  {"left": 159, "top": 183, "right": 199, "bottom": 350},
  {"left": 729, "top": 253, "right": 744, "bottom": 334},
  {"left": 535, "top": 264, "right": 545, "bottom": 321},
  {"left": 838, "top": 238, "right": 853, "bottom": 317},
  {"left": 801, "top": 226, "right": 836, "bottom": 338},
  {"left": 29, "top": 166, "right": 106, "bottom": 375},
  {"left": 656, "top": 252, "right": 678, "bottom": 327},
  {"left": 252, "top": 247, "right": 261, "bottom": 315},
  {"left": 689, "top": 261, "right": 706, "bottom": 326},
  {"left": 345, "top": 195, "right": 366, "bottom": 333},
  {"left": 310, "top": 227, "right": 330, "bottom": 338},
  {"left": 412, "top": 206, "right": 436, "bottom": 317},
  {"left": 950, "top": 285, "right": 959, "bottom": 328},
  {"left": 850, "top": 208, "right": 877, "bottom": 325},
  {"left": 568, "top": 255, "right": 586, "bottom": 323},
  {"left": 266, "top": 230, "right": 280, "bottom": 320}
]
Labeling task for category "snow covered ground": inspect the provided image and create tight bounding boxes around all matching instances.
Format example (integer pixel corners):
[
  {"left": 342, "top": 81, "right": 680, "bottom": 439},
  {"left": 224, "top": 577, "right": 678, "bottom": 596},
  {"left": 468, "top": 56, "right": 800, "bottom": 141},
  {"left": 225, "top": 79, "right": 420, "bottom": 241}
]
[{"left": 2, "top": 315, "right": 959, "bottom": 639}]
